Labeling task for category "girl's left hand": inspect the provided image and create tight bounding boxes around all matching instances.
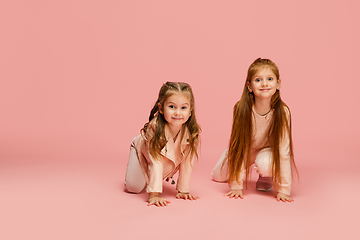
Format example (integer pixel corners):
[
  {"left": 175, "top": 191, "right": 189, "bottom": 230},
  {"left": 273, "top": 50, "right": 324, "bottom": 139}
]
[
  {"left": 276, "top": 192, "right": 294, "bottom": 202},
  {"left": 176, "top": 192, "right": 199, "bottom": 200}
]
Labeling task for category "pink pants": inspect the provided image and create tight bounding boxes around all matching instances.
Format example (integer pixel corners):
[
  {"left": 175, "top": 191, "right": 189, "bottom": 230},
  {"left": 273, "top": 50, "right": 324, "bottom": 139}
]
[
  {"left": 212, "top": 148, "right": 273, "bottom": 182},
  {"left": 124, "top": 137, "right": 146, "bottom": 193}
]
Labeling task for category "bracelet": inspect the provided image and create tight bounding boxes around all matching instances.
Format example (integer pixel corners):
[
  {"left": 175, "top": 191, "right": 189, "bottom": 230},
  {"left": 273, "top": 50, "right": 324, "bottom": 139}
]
[{"left": 178, "top": 191, "right": 189, "bottom": 194}]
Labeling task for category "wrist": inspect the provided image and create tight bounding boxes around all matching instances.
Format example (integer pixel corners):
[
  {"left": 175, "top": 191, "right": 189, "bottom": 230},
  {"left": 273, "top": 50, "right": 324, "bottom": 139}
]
[
  {"left": 149, "top": 192, "right": 159, "bottom": 198},
  {"left": 278, "top": 192, "right": 289, "bottom": 196}
]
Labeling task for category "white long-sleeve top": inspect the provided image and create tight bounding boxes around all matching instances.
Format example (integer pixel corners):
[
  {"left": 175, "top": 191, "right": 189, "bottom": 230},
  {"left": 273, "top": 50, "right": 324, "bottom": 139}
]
[{"left": 229, "top": 107, "right": 292, "bottom": 195}]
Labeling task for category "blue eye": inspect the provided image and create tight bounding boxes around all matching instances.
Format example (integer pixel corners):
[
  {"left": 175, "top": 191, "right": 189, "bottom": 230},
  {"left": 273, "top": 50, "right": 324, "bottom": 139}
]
[
  {"left": 268, "top": 77, "right": 273, "bottom": 81},
  {"left": 181, "top": 106, "right": 187, "bottom": 110},
  {"left": 169, "top": 105, "right": 175, "bottom": 109},
  {"left": 255, "top": 78, "right": 261, "bottom": 82}
]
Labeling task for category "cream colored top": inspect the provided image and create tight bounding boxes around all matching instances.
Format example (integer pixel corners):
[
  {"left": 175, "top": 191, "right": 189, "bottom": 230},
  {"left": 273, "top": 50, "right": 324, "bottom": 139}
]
[
  {"left": 134, "top": 116, "right": 195, "bottom": 193},
  {"left": 229, "top": 107, "right": 292, "bottom": 195}
]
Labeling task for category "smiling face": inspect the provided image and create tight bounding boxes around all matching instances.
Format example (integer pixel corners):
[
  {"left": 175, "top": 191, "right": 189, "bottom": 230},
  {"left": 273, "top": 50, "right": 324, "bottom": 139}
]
[
  {"left": 247, "top": 66, "right": 281, "bottom": 101},
  {"left": 159, "top": 92, "right": 192, "bottom": 133}
]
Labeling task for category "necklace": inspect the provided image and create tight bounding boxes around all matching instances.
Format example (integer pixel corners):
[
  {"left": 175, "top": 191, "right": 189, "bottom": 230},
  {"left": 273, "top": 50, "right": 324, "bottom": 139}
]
[{"left": 254, "top": 108, "right": 272, "bottom": 117}]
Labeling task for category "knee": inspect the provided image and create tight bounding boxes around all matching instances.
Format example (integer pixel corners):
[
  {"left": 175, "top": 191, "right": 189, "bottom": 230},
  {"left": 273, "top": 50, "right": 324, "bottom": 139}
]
[
  {"left": 212, "top": 169, "right": 228, "bottom": 182},
  {"left": 212, "top": 150, "right": 229, "bottom": 182},
  {"left": 254, "top": 149, "right": 273, "bottom": 177},
  {"left": 212, "top": 172, "right": 221, "bottom": 182},
  {"left": 125, "top": 182, "right": 144, "bottom": 194}
]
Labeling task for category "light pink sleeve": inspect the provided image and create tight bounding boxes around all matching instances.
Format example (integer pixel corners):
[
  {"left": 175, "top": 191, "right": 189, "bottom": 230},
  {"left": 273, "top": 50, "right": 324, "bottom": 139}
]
[
  {"left": 141, "top": 123, "right": 164, "bottom": 193},
  {"left": 229, "top": 166, "right": 246, "bottom": 190},
  {"left": 146, "top": 158, "right": 164, "bottom": 193},
  {"left": 176, "top": 155, "right": 194, "bottom": 193},
  {"left": 278, "top": 139, "right": 291, "bottom": 195},
  {"left": 277, "top": 107, "right": 292, "bottom": 195}
]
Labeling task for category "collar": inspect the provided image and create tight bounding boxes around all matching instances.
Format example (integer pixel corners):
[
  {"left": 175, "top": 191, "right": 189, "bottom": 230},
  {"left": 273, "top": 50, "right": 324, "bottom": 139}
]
[{"left": 164, "top": 124, "right": 190, "bottom": 146}]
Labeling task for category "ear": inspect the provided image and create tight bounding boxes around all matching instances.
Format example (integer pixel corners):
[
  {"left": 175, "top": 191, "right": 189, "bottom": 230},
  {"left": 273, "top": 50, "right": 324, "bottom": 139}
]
[
  {"left": 158, "top": 103, "right": 163, "bottom": 114},
  {"left": 247, "top": 81, "right": 252, "bottom": 92},
  {"left": 277, "top": 79, "right": 281, "bottom": 90}
]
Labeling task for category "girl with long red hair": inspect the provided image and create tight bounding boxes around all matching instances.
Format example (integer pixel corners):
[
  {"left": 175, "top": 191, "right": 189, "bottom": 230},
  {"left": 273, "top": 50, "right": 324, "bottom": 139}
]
[{"left": 212, "top": 58, "right": 298, "bottom": 202}]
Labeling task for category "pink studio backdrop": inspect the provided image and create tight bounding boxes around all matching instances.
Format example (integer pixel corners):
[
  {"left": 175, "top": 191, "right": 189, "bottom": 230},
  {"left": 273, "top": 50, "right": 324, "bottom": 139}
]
[{"left": 0, "top": 1, "right": 359, "bottom": 240}]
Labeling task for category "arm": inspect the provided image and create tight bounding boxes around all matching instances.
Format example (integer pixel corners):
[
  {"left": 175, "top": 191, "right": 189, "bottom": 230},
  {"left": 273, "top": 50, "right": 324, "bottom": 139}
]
[
  {"left": 276, "top": 107, "right": 293, "bottom": 202},
  {"left": 142, "top": 124, "right": 172, "bottom": 206},
  {"left": 213, "top": 149, "right": 246, "bottom": 199},
  {"left": 146, "top": 159, "right": 164, "bottom": 193},
  {"left": 175, "top": 153, "right": 199, "bottom": 200},
  {"left": 226, "top": 174, "right": 245, "bottom": 199},
  {"left": 145, "top": 158, "right": 173, "bottom": 206},
  {"left": 226, "top": 165, "right": 246, "bottom": 199},
  {"left": 276, "top": 144, "right": 293, "bottom": 202},
  {"left": 144, "top": 153, "right": 178, "bottom": 207},
  {"left": 141, "top": 120, "right": 166, "bottom": 193},
  {"left": 276, "top": 159, "right": 293, "bottom": 202}
]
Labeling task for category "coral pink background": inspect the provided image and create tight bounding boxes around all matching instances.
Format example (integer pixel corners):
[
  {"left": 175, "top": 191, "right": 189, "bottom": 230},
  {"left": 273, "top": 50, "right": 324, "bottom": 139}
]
[{"left": 1, "top": 1, "right": 359, "bottom": 239}]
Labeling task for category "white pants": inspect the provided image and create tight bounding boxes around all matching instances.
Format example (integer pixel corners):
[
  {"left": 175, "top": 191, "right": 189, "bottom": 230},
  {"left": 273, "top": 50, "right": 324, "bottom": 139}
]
[
  {"left": 124, "top": 137, "right": 146, "bottom": 193},
  {"left": 212, "top": 148, "right": 273, "bottom": 182}
]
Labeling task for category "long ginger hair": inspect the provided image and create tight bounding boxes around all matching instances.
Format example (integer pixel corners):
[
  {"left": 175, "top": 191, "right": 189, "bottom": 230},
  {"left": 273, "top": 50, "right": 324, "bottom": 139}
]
[
  {"left": 141, "top": 82, "right": 201, "bottom": 161},
  {"left": 225, "top": 58, "right": 298, "bottom": 189}
]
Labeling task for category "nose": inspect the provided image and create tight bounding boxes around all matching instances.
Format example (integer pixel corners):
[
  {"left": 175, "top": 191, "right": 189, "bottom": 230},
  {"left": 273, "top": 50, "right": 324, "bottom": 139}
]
[{"left": 261, "top": 80, "right": 268, "bottom": 87}]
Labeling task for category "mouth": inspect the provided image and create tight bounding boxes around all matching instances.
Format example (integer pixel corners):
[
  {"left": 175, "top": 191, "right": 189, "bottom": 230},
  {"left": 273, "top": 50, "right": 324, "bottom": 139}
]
[
  {"left": 260, "top": 88, "right": 271, "bottom": 91},
  {"left": 172, "top": 117, "right": 183, "bottom": 120}
]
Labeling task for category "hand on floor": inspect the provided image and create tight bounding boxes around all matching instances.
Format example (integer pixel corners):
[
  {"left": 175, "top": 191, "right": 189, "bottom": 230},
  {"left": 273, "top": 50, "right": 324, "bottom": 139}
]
[
  {"left": 148, "top": 193, "right": 171, "bottom": 207},
  {"left": 176, "top": 192, "right": 199, "bottom": 200},
  {"left": 276, "top": 192, "right": 294, "bottom": 202},
  {"left": 224, "top": 189, "right": 243, "bottom": 199}
]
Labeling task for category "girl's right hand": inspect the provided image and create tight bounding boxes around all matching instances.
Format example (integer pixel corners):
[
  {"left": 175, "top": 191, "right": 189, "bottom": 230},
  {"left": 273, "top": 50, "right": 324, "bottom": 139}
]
[
  {"left": 224, "top": 189, "right": 244, "bottom": 199},
  {"left": 275, "top": 192, "right": 294, "bottom": 202},
  {"left": 148, "top": 192, "right": 171, "bottom": 207}
]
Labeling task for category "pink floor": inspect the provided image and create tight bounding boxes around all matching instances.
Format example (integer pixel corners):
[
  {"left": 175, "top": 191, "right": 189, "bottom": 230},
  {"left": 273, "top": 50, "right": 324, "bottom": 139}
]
[{"left": 1, "top": 139, "right": 359, "bottom": 240}]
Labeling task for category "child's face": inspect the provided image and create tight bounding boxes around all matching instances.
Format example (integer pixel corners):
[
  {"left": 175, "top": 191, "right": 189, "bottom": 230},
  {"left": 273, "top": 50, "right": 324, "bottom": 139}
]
[
  {"left": 247, "top": 66, "right": 280, "bottom": 101},
  {"left": 159, "top": 92, "right": 192, "bottom": 131}
]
